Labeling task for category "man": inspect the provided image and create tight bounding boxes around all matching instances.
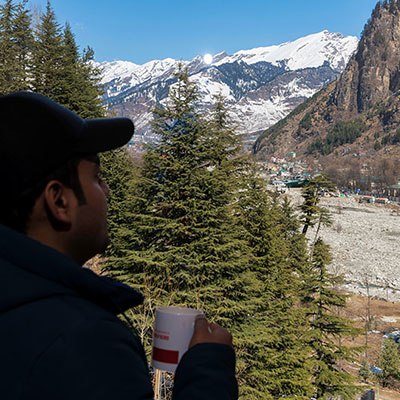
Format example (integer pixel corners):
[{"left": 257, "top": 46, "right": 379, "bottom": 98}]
[{"left": 0, "top": 92, "right": 237, "bottom": 399}]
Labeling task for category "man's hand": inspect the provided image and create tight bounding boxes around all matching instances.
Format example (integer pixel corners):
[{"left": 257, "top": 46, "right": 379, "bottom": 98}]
[{"left": 189, "top": 316, "right": 233, "bottom": 348}]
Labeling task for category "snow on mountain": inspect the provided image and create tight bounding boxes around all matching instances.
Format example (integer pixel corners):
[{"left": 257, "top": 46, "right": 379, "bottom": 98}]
[
  {"left": 97, "top": 58, "right": 177, "bottom": 98},
  {"left": 233, "top": 75, "right": 319, "bottom": 134},
  {"left": 98, "top": 31, "right": 358, "bottom": 143},
  {"left": 217, "top": 31, "right": 358, "bottom": 71},
  {"left": 99, "top": 60, "right": 138, "bottom": 83},
  {"left": 190, "top": 76, "right": 234, "bottom": 103}
]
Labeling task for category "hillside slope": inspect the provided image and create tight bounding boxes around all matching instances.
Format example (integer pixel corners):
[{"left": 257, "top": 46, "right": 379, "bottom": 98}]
[{"left": 254, "top": 0, "right": 400, "bottom": 170}]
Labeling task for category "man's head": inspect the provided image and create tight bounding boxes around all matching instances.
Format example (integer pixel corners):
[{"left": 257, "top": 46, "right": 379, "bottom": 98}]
[{"left": 0, "top": 91, "right": 134, "bottom": 264}]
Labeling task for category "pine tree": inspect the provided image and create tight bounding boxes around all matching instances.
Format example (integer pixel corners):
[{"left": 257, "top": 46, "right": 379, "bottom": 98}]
[
  {"left": 99, "top": 148, "right": 139, "bottom": 261},
  {"left": 12, "top": 0, "right": 33, "bottom": 90},
  {"left": 0, "top": 0, "right": 104, "bottom": 113},
  {"left": 235, "top": 174, "right": 313, "bottom": 399},
  {"left": 377, "top": 338, "right": 400, "bottom": 387},
  {"left": 0, "top": 0, "right": 19, "bottom": 93},
  {"left": 300, "top": 174, "right": 335, "bottom": 235},
  {"left": 57, "top": 22, "right": 82, "bottom": 112},
  {"left": 207, "top": 93, "right": 243, "bottom": 166},
  {"left": 31, "top": 1, "right": 65, "bottom": 101},
  {"left": 305, "top": 238, "right": 361, "bottom": 399},
  {"left": 58, "top": 23, "right": 104, "bottom": 118},
  {"left": 103, "top": 68, "right": 248, "bottom": 352},
  {"left": 279, "top": 195, "right": 310, "bottom": 276},
  {"left": 0, "top": 0, "right": 34, "bottom": 94},
  {"left": 76, "top": 45, "right": 105, "bottom": 118},
  {"left": 359, "top": 357, "right": 370, "bottom": 382}
]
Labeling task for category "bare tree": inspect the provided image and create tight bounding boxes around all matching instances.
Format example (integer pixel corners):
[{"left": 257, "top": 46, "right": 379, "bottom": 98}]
[
  {"left": 362, "top": 274, "right": 373, "bottom": 360},
  {"left": 371, "top": 158, "right": 397, "bottom": 194}
]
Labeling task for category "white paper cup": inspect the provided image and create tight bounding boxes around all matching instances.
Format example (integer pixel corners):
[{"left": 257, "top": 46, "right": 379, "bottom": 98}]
[{"left": 151, "top": 306, "right": 204, "bottom": 373}]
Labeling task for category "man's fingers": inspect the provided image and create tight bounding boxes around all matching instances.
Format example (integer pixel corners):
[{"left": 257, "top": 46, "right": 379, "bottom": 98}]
[
  {"left": 208, "top": 322, "right": 220, "bottom": 332},
  {"left": 195, "top": 318, "right": 220, "bottom": 333},
  {"left": 194, "top": 316, "right": 208, "bottom": 330},
  {"left": 190, "top": 317, "right": 233, "bottom": 348}
]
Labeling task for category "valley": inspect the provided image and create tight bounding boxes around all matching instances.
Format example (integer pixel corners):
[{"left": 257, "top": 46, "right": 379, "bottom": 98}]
[{"left": 286, "top": 189, "right": 400, "bottom": 301}]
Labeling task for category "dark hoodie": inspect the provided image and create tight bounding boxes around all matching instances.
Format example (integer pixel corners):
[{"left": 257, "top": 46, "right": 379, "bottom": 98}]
[{"left": 0, "top": 224, "right": 237, "bottom": 400}]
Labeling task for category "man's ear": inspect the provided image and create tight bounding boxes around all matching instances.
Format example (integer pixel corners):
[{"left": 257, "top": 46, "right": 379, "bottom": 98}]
[{"left": 43, "top": 180, "right": 75, "bottom": 228}]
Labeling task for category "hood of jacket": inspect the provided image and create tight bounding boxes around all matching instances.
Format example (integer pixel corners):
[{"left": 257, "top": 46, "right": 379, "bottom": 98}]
[{"left": 0, "top": 224, "right": 143, "bottom": 315}]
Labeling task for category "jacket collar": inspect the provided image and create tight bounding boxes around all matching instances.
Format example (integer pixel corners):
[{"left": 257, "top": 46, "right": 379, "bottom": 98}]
[{"left": 0, "top": 224, "right": 143, "bottom": 314}]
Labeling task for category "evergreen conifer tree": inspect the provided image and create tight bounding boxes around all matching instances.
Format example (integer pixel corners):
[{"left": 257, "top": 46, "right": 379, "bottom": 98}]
[
  {"left": 207, "top": 93, "right": 243, "bottom": 166},
  {"left": 57, "top": 22, "right": 83, "bottom": 111},
  {"left": 235, "top": 174, "right": 313, "bottom": 399},
  {"left": 12, "top": 0, "right": 33, "bottom": 90},
  {"left": 76, "top": 45, "right": 105, "bottom": 118},
  {"left": 359, "top": 357, "right": 370, "bottom": 382},
  {"left": 99, "top": 148, "right": 139, "bottom": 261},
  {"left": 0, "top": 0, "right": 103, "bottom": 111},
  {"left": 377, "top": 338, "right": 400, "bottom": 387},
  {"left": 103, "top": 68, "right": 248, "bottom": 353},
  {"left": 279, "top": 195, "right": 310, "bottom": 276},
  {"left": 31, "top": 1, "right": 65, "bottom": 101},
  {"left": 305, "top": 238, "right": 361, "bottom": 399},
  {"left": 0, "top": 0, "right": 33, "bottom": 94},
  {"left": 58, "top": 23, "right": 105, "bottom": 118},
  {"left": 300, "top": 174, "right": 335, "bottom": 235},
  {"left": 0, "top": 0, "right": 19, "bottom": 93}
]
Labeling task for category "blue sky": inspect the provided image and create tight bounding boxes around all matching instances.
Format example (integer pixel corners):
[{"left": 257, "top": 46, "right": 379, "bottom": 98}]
[{"left": 29, "top": 0, "right": 379, "bottom": 64}]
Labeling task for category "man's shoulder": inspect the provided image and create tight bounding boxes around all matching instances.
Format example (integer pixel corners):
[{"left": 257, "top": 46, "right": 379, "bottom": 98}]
[
  {"left": 0, "top": 292, "right": 149, "bottom": 400},
  {"left": 23, "top": 306, "right": 152, "bottom": 399},
  {"left": 0, "top": 291, "right": 131, "bottom": 352}
]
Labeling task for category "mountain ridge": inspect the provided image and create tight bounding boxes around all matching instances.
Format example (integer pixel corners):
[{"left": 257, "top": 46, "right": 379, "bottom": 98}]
[
  {"left": 254, "top": 0, "right": 400, "bottom": 175},
  {"left": 97, "top": 31, "right": 358, "bottom": 143}
]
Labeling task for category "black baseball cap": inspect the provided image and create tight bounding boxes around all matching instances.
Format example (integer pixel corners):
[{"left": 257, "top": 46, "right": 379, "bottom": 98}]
[{"left": 0, "top": 91, "right": 134, "bottom": 197}]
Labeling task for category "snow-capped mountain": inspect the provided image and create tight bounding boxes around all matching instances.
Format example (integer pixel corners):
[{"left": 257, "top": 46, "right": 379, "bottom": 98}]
[{"left": 97, "top": 31, "right": 358, "bottom": 144}]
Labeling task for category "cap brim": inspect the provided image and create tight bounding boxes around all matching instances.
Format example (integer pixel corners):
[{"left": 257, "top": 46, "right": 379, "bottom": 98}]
[{"left": 78, "top": 117, "right": 134, "bottom": 153}]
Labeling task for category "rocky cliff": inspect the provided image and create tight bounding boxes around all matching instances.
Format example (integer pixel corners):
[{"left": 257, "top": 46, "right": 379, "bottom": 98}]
[
  {"left": 334, "top": 1, "right": 400, "bottom": 114},
  {"left": 254, "top": 0, "right": 400, "bottom": 166}
]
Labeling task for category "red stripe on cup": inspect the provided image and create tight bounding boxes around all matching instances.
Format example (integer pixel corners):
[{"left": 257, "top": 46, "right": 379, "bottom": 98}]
[{"left": 152, "top": 347, "right": 179, "bottom": 364}]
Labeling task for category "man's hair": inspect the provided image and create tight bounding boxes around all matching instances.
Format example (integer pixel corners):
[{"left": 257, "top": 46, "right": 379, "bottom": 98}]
[{"left": 1, "top": 156, "right": 90, "bottom": 233}]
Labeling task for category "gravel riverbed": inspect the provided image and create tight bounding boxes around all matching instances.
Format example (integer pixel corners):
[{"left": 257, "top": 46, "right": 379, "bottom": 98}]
[{"left": 287, "top": 190, "right": 400, "bottom": 302}]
